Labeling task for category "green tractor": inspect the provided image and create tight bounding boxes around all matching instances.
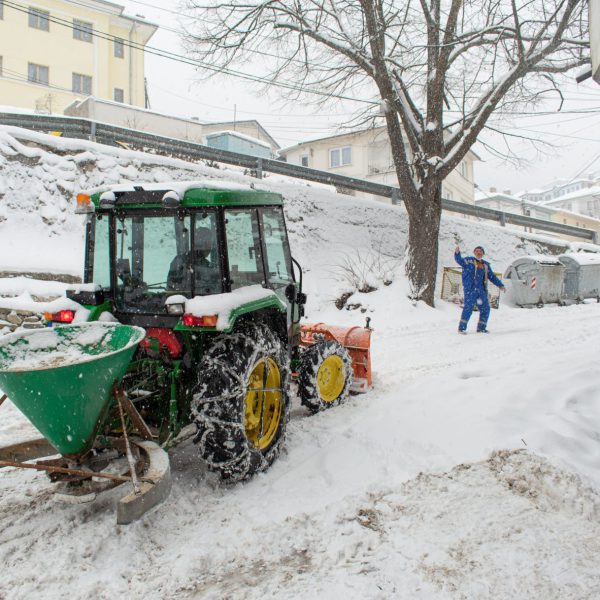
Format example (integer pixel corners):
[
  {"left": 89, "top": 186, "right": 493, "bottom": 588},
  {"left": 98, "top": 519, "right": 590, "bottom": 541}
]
[{"left": 0, "top": 182, "right": 372, "bottom": 520}]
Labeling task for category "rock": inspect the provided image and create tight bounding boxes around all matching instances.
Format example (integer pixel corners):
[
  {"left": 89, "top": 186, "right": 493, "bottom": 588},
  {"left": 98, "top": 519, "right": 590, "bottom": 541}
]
[
  {"left": 22, "top": 322, "right": 44, "bottom": 329},
  {"left": 6, "top": 311, "right": 22, "bottom": 325},
  {"left": 23, "top": 315, "right": 41, "bottom": 323}
]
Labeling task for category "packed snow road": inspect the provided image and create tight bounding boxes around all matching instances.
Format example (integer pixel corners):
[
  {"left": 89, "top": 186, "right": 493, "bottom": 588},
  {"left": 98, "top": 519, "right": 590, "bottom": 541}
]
[{"left": 1, "top": 296, "right": 600, "bottom": 600}]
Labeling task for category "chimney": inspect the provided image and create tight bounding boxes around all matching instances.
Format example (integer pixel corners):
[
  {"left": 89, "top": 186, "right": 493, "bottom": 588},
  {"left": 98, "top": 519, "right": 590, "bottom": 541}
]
[
  {"left": 489, "top": 187, "right": 497, "bottom": 193},
  {"left": 503, "top": 189, "right": 511, "bottom": 195}
]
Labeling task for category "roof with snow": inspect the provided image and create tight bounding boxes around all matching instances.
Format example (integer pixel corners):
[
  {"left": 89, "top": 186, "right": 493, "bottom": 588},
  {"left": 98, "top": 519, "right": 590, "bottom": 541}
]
[
  {"left": 205, "top": 130, "right": 272, "bottom": 149},
  {"left": 279, "top": 125, "right": 480, "bottom": 160},
  {"left": 539, "top": 185, "right": 600, "bottom": 206}
]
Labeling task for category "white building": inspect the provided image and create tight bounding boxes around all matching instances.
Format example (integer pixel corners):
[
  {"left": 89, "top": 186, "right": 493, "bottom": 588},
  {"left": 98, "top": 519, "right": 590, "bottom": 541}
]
[
  {"left": 538, "top": 186, "right": 600, "bottom": 220},
  {"left": 520, "top": 177, "right": 599, "bottom": 204},
  {"left": 475, "top": 190, "right": 555, "bottom": 234},
  {"left": 279, "top": 126, "right": 477, "bottom": 206},
  {"left": 63, "top": 96, "right": 280, "bottom": 155}
]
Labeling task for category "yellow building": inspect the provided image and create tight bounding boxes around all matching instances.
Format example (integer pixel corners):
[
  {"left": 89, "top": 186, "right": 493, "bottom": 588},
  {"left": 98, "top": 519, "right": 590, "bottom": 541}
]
[
  {"left": 0, "top": 0, "right": 157, "bottom": 114},
  {"left": 551, "top": 208, "right": 600, "bottom": 243}
]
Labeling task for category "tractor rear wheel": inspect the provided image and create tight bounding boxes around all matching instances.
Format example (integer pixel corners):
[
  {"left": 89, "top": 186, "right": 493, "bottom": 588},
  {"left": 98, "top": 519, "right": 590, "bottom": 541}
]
[
  {"left": 298, "top": 339, "right": 353, "bottom": 413},
  {"left": 191, "top": 325, "right": 290, "bottom": 482}
]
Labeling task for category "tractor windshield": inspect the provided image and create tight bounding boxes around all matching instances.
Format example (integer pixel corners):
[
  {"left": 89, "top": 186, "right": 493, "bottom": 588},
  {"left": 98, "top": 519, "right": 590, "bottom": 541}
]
[{"left": 113, "top": 212, "right": 221, "bottom": 314}]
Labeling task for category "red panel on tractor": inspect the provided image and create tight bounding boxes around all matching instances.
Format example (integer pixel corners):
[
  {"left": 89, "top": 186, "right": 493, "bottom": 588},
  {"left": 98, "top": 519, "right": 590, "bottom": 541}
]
[{"left": 140, "top": 328, "right": 183, "bottom": 358}]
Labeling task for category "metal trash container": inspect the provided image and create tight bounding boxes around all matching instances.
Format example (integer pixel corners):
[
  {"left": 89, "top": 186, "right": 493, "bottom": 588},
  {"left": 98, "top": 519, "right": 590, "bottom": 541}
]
[
  {"left": 558, "top": 252, "right": 600, "bottom": 302},
  {"left": 504, "top": 256, "right": 565, "bottom": 307}
]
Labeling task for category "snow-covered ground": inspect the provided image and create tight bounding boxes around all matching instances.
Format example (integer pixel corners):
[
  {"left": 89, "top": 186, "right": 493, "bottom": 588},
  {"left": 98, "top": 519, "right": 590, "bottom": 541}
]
[{"left": 1, "top": 127, "right": 600, "bottom": 599}]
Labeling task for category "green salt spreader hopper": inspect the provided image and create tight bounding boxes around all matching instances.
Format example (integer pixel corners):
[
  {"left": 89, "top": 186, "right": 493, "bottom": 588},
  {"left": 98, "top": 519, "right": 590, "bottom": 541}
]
[{"left": 0, "top": 323, "right": 145, "bottom": 457}]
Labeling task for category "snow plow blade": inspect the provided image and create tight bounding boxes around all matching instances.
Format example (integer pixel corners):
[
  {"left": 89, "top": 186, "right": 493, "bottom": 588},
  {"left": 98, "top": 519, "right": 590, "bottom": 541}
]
[{"left": 300, "top": 323, "right": 372, "bottom": 392}]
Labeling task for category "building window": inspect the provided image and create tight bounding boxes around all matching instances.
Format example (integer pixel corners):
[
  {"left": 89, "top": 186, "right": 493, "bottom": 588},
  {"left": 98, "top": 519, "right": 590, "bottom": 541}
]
[
  {"left": 300, "top": 155, "right": 309, "bottom": 167},
  {"left": 73, "top": 19, "right": 93, "bottom": 42},
  {"left": 563, "top": 219, "right": 567, "bottom": 224},
  {"left": 114, "top": 38, "right": 124, "bottom": 58},
  {"left": 29, "top": 7, "right": 50, "bottom": 31},
  {"left": 27, "top": 62, "right": 49, "bottom": 85},
  {"left": 72, "top": 73, "right": 92, "bottom": 95},
  {"left": 330, "top": 146, "right": 351, "bottom": 168},
  {"left": 113, "top": 88, "right": 124, "bottom": 103}
]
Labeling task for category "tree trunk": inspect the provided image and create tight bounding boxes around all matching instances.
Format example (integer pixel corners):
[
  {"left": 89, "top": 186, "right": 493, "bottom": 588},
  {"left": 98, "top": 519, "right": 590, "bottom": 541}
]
[{"left": 404, "top": 183, "right": 442, "bottom": 307}]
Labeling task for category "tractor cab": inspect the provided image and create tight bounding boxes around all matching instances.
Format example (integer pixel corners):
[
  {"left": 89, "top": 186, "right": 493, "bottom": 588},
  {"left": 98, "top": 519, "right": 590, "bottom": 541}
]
[{"left": 75, "top": 184, "right": 299, "bottom": 328}]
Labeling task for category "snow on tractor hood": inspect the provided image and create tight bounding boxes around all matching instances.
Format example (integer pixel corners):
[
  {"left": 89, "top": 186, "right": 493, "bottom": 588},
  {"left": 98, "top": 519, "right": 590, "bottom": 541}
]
[
  {"left": 83, "top": 180, "right": 256, "bottom": 197},
  {"left": 167, "top": 285, "right": 282, "bottom": 331}
]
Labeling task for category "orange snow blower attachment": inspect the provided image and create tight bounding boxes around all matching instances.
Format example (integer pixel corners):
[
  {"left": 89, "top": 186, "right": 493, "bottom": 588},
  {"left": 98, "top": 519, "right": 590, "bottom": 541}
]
[{"left": 300, "top": 322, "right": 372, "bottom": 393}]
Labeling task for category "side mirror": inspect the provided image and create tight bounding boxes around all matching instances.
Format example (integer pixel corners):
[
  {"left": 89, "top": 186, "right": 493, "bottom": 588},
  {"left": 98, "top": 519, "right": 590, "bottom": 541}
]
[
  {"left": 296, "top": 292, "right": 307, "bottom": 305},
  {"left": 285, "top": 283, "right": 296, "bottom": 302}
]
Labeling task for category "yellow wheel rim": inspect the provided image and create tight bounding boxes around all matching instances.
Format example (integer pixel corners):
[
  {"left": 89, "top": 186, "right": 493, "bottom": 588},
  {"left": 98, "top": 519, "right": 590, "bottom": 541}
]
[
  {"left": 244, "top": 358, "right": 282, "bottom": 450},
  {"left": 317, "top": 355, "right": 346, "bottom": 403}
]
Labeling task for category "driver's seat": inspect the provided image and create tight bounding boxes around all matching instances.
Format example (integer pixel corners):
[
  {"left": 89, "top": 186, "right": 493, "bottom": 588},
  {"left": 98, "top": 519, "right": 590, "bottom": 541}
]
[{"left": 167, "top": 254, "right": 191, "bottom": 291}]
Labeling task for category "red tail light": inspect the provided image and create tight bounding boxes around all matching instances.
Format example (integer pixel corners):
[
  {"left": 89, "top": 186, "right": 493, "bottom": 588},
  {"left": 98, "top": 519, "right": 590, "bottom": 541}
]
[
  {"left": 44, "top": 310, "right": 75, "bottom": 323},
  {"left": 182, "top": 314, "right": 218, "bottom": 327}
]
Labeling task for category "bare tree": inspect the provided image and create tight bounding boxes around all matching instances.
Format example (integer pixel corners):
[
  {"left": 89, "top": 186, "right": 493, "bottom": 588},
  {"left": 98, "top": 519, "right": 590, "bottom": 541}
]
[{"left": 182, "top": 0, "right": 589, "bottom": 306}]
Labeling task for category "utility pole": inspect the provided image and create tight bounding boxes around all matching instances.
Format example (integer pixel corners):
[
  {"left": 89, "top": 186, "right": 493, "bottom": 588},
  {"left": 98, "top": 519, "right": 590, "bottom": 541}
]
[{"left": 144, "top": 77, "right": 151, "bottom": 109}]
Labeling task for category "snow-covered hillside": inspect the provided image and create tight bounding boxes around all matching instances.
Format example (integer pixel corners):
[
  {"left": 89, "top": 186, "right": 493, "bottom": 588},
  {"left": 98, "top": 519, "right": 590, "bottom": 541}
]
[
  {"left": 1, "top": 126, "right": 600, "bottom": 600},
  {"left": 0, "top": 125, "right": 576, "bottom": 293}
]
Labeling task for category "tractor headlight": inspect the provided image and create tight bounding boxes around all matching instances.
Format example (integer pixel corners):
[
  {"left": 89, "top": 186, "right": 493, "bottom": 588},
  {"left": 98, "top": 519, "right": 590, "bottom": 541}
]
[
  {"left": 162, "top": 191, "right": 181, "bottom": 208},
  {"left": 99, "top": 191, "right": 116, "bottom": 209},
  {"left": 166, "top": 301, "right": 185, "bottom": 315},
  {"left": 166, "top": 295, "right": 187, "bottom": 315}
]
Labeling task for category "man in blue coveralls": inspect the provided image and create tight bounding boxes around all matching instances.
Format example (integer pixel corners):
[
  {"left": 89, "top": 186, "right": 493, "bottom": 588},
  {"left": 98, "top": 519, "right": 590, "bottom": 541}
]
[{"left": 455, "top": 245, "right": 505, "bottom": 334}]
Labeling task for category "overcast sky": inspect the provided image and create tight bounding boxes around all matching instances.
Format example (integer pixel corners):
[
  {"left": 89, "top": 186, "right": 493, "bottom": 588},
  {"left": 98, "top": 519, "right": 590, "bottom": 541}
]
[{"left": 119, "top": 0, "right": 600, "bottom": 196}]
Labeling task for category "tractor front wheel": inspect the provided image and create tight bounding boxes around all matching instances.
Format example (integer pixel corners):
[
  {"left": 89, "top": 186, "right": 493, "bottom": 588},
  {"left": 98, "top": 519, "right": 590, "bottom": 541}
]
[
  {"left": 191, "top": 325, "right": 290, "bottom": 482},
  {"left": 298, "top": 339, "right": 353, "bottom": 413}
]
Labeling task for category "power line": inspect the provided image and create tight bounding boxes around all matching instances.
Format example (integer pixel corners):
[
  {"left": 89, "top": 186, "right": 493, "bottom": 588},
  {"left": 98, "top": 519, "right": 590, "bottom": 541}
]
[
  {"left": 570, "top": 153, "right": 600, "bottom": 181},
  {"left": 0, "top": 66, "right": 85, "bottom": 97},
  {"left": 61, "top": 0, "right": 317, "bottom": 70},
  {"left": 146, "top": 81, "right": 364, "bottom": 120}
]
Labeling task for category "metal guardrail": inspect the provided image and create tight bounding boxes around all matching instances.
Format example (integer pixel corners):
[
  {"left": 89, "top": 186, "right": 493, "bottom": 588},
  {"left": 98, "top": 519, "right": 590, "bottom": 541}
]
[
  {"left": 441, "top": 199, "right": 596, "bottom": 241},
  {"left": 0, "top": 112, "right": 596, "bottom": 243}
]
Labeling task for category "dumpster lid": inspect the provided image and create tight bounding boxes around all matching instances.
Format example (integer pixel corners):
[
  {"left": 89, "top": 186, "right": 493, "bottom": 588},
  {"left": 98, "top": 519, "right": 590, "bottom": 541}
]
[
  {"left": 559, "top": 252, "right": 600, "bottom": 266},
  {"left": 511, "top": 255, "right": 563, "bottom": 267}
]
